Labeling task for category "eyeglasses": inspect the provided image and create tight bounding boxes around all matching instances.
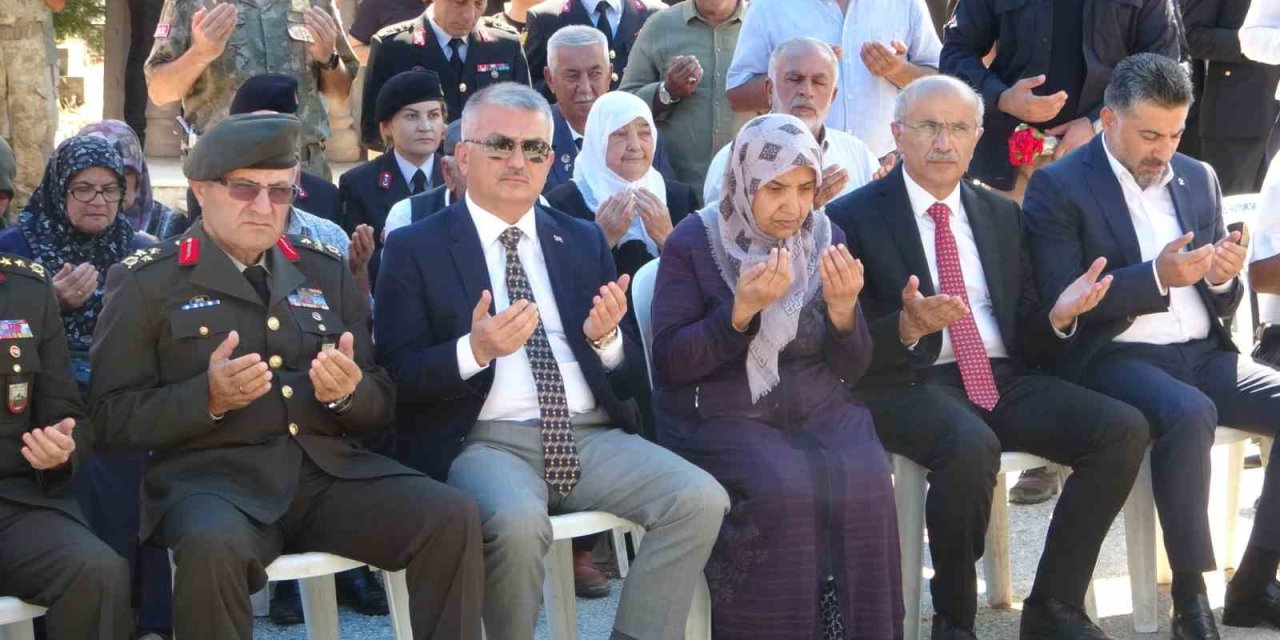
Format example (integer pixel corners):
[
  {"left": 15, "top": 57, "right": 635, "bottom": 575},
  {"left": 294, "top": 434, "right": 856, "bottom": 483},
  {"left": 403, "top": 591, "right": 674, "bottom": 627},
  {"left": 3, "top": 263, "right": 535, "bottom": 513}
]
[
  {"left": 462, "top": 135, "right": 552, "bottom": 163},
  {"left": 67, "top": 184, "right": 124, "bottom": 203},
  {"left": 215, "top": 179, "right": 299, "bottom": 205},
  {"left": 898, "top": 120, "right": 979, "bottom": 140}
]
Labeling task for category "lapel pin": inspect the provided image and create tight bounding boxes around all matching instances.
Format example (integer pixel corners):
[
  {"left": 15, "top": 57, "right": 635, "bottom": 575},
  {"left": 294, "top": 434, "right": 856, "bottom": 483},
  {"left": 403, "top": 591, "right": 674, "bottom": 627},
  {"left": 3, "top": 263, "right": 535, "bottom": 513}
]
[
  {"left": 1177, "top": 177, "right": 1185, "bottom": 186},
  {"left": 553, "top": 235, "right": 564, "bottom": 243}
]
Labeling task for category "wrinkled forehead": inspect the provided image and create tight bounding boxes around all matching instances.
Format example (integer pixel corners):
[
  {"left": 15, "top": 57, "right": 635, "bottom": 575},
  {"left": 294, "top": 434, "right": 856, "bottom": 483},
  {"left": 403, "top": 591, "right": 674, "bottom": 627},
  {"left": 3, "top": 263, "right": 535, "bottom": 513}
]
[{"left": 464, "top": 105, "right": 554, "bottom": 142}]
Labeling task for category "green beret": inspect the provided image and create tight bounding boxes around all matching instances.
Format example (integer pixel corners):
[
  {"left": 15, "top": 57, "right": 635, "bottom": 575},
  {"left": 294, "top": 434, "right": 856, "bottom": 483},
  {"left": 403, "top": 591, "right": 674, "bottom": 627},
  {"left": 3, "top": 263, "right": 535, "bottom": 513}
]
[
  {"left": 184, "top": 113, "right": 300, "bottom": 181},
  {"left": 0, "top": 137, "right": 14, "bottom": 195}
]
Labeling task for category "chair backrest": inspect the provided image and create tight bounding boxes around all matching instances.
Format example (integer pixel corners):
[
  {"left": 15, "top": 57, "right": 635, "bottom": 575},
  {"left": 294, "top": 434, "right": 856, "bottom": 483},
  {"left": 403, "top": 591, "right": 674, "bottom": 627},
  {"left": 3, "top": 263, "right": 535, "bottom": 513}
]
[
  {"left": 1222, "top": 192, "right": 1261, "bottom": 348},
  {"left": 632, "top": 259, "right": 660, "bottom": 389}
]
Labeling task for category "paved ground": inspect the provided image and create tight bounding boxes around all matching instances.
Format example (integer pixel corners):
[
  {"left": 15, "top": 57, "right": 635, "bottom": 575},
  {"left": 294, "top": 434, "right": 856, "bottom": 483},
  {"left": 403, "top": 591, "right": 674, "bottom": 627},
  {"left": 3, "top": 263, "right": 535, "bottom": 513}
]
[{"left": 245, "top": 458, "right": 1271, "bottom": 640}]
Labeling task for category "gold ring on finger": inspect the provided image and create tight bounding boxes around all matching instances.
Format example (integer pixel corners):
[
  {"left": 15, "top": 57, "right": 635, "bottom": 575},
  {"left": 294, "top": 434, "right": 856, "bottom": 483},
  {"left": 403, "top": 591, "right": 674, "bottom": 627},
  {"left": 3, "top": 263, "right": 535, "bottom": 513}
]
[{"left": 238, "top": 385, "right": 245, "bottom": 394}]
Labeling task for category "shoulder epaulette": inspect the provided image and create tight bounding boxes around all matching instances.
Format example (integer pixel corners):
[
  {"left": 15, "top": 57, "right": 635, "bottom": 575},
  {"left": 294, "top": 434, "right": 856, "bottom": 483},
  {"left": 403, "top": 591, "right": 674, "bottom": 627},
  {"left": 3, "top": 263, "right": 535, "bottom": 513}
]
[
  {"left": 0, "top": 253, "right": 50, "bottom": 282},
  {"left": 122, "top": 242, "right": 179, "bottom": 271},
  {"left": 292, "top": 235, "right": 344, "bottom": 261}
]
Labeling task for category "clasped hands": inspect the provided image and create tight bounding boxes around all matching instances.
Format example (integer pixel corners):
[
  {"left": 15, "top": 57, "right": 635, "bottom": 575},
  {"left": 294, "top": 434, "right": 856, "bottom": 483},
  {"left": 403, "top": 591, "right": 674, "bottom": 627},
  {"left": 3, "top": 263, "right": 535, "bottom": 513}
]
[
  {"left": 468, "top": 275, "right": 631, "bottom": 368},
  {"left": 207, "top": 330, "right": 362, "bottom": 416}
]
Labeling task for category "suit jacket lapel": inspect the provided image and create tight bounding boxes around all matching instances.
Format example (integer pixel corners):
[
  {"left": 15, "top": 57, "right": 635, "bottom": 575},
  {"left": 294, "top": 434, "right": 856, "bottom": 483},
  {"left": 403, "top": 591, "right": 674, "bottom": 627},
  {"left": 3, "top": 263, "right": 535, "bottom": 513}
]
[
  {"left": 266, "top": 244, "right": 308, "bottom": 308},
  {"left": 960, "top": 182, "right": 1007, "bottom": 322},
  {"left": 535, "top": 207, "right": 575, "bottom": 316},
  {"left": 1167, "top": 171, "right": 1198, "bottom": 241},
  {"left": 880, "top": 167, "right": 936, "bottom": 296},
  {"left": 187, "top": 227, "right": 268, "bottom": 306},
  {"left": 448, "top": 203, "right": 493, "bottom": 312},
  {"left": 1083, "top": 138, "right": 1143, "bottom": 266},
  {"left": 552, "top": 111, "right": 578, "bottom": 184}
]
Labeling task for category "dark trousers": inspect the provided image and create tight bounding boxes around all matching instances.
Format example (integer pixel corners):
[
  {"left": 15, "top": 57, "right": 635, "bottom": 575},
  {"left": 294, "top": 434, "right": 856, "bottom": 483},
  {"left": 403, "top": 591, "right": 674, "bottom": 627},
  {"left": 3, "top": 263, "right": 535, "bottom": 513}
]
[
  {"left": 860, "top": 360, "right": 1149, "bottom": 628},
  {"left": 1083, "top": 338, "right": 1280, "bottom": 572},
  {"left": 1199, "top": 134, "right": 1271, "bottom": 196},
  {"left": 0, "top": 500, "right": 133, "bottom": 639},
  {"left": 153, "top": 457, "right": 485, "bottom": 640},
  {"left": 125, "top": 0, "right": 165, "bottom": 143}
]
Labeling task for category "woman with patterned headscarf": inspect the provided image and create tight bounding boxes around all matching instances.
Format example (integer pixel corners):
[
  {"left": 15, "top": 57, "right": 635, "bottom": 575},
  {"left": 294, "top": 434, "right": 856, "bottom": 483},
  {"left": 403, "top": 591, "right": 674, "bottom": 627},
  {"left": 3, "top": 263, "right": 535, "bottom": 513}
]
[
  {"left": 651, "top": 114, "right": 901, "bottom": 639},
  {"left": 78, "top": 120, "right": 190, "bottom": 240}
]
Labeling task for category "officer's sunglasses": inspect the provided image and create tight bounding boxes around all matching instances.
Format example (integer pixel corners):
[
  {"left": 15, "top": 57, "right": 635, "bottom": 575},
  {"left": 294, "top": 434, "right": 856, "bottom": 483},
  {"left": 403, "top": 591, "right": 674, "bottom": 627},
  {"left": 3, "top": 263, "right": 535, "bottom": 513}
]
[
  {"left": 215, "top": 179, "right": 299, "bottom": 205},
  {"left": 462, "top": 135, "right": 552, "bottom": 164}
]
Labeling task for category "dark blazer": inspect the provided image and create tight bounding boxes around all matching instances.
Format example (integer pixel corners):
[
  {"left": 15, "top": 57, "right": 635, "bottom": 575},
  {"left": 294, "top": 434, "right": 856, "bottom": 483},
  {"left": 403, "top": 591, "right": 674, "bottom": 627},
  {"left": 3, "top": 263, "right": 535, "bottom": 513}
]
[
  {"left": 940, "top": 0, "right": 1180, "bottom": 190},
  {"left": 1184, "top": 0, "right": 1280, "bottom": 139},
  {"left": 524, "top": 0, "right": 667, "bottom": 99},
  {"left": 362, "top": 14, "right": 530, "bottom": 148},
  {"left": 187, "top": 170, "right": 339, "bottom": 224},
  {"left": 543, "top": 177, "right": 698, "bottom": 280},
  {"left": 407, "top": 185, "right": 452, "bottom": 224},
  {"left": 545, "top": 108, "right": 679, "bottom": 193},
  {"left": 89, "top": 226, "right": 411, "bottom": 538},
  {"left": 1022, "top": 136, "right": 1242, "bottom": 380},
  {"left": 373, "top": 200, "right": 643, "bottom": 479},
  {"left": 0, "top": 256, "right": 91, "bottom": 525},
  {"left": 339, "top": 151, "right": 444, "bottom": 238},
  {"left": 827, "top": 165, "right": 1067, "bottom": 388}
]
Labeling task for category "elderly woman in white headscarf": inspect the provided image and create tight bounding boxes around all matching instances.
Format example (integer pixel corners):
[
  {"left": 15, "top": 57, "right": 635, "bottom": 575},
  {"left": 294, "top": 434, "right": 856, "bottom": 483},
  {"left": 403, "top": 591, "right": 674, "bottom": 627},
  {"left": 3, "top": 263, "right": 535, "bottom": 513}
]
[
  {"left": 650, "top": 113, "right": 901, "bottom": 640},
  {"left": 544, "top": 91, "right": 701, "bottom": 281}
]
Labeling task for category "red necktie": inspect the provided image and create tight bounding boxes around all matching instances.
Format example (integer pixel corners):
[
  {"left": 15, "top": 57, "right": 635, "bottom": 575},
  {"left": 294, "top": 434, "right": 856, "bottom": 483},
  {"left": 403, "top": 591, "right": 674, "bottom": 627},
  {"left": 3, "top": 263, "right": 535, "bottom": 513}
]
[{"left": 928, "top": 202, "right": 1000, "bottom": 411}]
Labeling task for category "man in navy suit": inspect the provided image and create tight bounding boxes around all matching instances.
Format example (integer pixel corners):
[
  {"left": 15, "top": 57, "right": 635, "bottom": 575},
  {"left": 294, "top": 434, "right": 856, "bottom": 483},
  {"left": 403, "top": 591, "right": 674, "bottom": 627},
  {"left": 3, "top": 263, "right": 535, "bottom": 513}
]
[
  {"left": 543, "top": 25, "right": 675, "bottom": 193},
  {"left": 1024, "top": 53, "right": 1280, "bottom": 639},
  {"left": 374, "top": 82, "right": 727, "bottom": 640}
]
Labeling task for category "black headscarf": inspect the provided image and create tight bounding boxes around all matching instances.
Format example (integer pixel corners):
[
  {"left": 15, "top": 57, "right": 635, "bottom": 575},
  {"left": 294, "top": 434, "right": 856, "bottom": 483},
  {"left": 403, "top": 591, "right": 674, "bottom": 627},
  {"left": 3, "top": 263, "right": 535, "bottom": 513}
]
[{"left": 19, "top": 135, "right": 136, "bottom": 347}]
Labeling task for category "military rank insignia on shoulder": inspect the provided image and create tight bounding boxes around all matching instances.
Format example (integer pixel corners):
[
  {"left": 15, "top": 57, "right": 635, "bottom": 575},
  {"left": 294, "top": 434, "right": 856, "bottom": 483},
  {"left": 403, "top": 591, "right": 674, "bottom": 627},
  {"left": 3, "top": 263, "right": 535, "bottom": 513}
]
[
  {"left": 290, "top": 235, "right": 343, "bottom": 261},
  {"left": 0, "top": 254, "right": 49, "bottom": 282},
  {"left": 123, "top": 244, "right": 176, "bottom": 270}
]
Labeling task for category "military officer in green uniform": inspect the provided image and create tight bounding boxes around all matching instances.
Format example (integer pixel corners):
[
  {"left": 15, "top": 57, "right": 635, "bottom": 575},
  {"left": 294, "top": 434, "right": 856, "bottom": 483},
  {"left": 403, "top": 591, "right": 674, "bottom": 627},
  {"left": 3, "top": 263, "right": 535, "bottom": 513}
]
[
  {"left": 0, "top": 255, "right": 133, "bottom": 639},
  {"left": 88, "top": 113, "right": 484, "bottom": 640},
  {"left": 144, "top": 0, "right": 359, "bottom": 180}
]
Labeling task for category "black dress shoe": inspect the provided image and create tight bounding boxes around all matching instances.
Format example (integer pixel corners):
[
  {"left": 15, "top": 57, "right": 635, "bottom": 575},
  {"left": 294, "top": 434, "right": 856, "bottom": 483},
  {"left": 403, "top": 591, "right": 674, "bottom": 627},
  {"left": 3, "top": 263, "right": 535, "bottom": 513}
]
[
  {"left": 269, "top": 580, "right": 304, "bottom": 626},
  {"left": 1171, "top": 593, "right": 1220, "bottom": 640},
  {"left": 1223, "top": 579, "right": 1280, "bottom": 629},
  {"left": 932, "top": 614, "right": 979, "bottom": 640},
  {"left": 336, "top": 567, "right": 389, "bottom": 616},
  {"left": 1020, "top": 594, "right": 1109, "bottom": 640}
]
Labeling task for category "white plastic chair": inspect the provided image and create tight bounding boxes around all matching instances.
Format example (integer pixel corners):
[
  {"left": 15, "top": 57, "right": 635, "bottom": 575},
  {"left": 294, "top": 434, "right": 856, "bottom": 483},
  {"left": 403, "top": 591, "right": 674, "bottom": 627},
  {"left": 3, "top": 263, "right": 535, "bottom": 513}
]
[
  {"left": 543, "top": 511, "right": 710, "bottom": 640},
  {"left": 894, "top": 453, "right": 1099, "bottom": 640},
  {"left": 169, "top": 551, "right": 412, "bottom": 640},
  {"left": 0, "top": 598, "right": 45, "bottom": 640}
]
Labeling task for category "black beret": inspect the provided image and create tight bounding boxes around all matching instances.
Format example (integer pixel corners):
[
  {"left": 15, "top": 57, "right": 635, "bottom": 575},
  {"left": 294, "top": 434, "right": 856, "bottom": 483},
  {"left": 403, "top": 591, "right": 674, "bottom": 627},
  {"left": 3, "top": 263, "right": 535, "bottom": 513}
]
[
  {"left": 230, "top": 73, "right": 299, "bottom": 115},
  {"left": 184, "top": 114, "right": 300, "bottom": 181},
  {"left": 375, "top": 70, "right": 446, "bottom": 124}
]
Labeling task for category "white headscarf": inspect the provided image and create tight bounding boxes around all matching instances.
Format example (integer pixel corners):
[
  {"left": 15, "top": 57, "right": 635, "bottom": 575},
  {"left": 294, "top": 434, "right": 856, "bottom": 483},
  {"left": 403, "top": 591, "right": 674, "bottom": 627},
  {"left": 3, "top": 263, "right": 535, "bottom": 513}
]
[{"left": 571, "top": 91, "right": 668, "bottom": 256}]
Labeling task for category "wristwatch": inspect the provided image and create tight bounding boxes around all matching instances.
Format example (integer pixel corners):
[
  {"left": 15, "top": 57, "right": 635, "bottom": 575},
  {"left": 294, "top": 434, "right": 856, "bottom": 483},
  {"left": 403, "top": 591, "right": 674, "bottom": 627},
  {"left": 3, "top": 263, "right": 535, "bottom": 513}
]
[
  {"left": 326, "top": 392, "right": 354, "bottom": 415},
  {"left": 658, "top": 82, "right": 679, "bottom": 106},
  {"left": 318, "top": 51, "right": 340, "bottom": 70},
  {"left": 588, "top": 326, "right": 619, "bottom": 350}
]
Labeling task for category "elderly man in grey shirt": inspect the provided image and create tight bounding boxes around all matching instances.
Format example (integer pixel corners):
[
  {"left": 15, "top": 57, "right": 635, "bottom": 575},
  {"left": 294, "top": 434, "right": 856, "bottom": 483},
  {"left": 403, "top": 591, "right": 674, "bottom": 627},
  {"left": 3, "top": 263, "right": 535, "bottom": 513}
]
[{"left": 619, "top": 0, "right": 745, "bottom": 189}]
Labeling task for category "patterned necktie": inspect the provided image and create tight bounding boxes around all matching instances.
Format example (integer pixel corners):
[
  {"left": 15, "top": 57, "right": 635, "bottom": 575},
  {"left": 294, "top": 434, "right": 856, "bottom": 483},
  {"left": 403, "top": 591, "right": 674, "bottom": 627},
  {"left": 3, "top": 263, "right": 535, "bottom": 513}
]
[
  {"left": 927, "top": 203, "right": 1000, "bottom": 411},
  {"left": 500, "top": 227, "right": 581, "bottom": 495},
  {"left": 594, "top": 1, "right": 614, "bottom": 49},
  {"left": 411, "top": 168, "right": 427, "bottom": 195}
]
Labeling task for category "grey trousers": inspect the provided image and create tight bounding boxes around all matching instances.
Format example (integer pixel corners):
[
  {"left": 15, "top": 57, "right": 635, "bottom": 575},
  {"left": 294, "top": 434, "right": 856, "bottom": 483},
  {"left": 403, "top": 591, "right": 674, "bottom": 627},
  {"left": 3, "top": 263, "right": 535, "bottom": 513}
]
[{"left": 448, "top": 421, "right": 728, "bottom": 640}]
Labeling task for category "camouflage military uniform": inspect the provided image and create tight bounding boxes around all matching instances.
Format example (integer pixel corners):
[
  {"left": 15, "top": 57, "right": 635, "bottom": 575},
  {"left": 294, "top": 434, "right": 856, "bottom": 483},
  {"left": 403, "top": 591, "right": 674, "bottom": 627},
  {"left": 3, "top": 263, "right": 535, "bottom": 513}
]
[
  {"left": 0, "top": 0, "right": 58, "bottom": 213},
  {"left": 145, "top": 0, "right": 359, "bottom": 179}
]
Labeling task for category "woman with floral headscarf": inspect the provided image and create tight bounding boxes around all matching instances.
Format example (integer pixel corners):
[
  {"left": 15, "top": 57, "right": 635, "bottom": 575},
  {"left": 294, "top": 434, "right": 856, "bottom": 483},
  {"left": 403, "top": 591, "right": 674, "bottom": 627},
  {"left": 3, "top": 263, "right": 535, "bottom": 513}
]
[
  {"left": 651, "top": 114, "right": 901, "bottom": 639},
  {"left": 78, "top": 120, "right": 190, "bottom": 240}
]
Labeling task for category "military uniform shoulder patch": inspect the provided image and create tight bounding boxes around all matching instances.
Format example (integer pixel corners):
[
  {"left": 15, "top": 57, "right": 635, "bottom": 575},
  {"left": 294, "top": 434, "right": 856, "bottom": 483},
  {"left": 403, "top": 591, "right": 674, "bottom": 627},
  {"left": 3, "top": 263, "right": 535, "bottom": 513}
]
[
  {"left": 291, "top": 235, "right": 344, "bottom": 261},
  {"left": 123, "top": 243, "right": 178, "bottom": 271},
  {"left": 0, "top": 254, "right": 50, "bottom": 282}
]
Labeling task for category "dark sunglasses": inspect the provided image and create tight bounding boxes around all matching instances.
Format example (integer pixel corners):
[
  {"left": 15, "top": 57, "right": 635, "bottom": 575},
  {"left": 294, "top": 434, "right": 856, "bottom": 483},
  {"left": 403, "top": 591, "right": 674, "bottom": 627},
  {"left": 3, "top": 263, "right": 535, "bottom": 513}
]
[
  {"left": 215, "top": 179, "right": 299, "bottom": 205},
  {"left": 463, "top": 135, "right": 552, "bottom": 163}
]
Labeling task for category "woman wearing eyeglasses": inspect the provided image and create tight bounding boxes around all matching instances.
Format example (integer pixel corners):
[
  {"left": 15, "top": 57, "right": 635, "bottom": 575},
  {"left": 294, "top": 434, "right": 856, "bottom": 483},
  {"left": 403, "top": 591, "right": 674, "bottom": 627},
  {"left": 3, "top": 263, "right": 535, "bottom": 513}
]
[{"left": 544, "top": 91, "right": 700, "bottom": 284}]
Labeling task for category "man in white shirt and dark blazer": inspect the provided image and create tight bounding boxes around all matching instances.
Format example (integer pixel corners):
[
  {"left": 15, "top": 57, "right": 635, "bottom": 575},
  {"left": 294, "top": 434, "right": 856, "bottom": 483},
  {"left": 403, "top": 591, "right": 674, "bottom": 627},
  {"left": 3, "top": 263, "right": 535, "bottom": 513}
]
[
  {"left": 1024, "top": 53, "right": 1280, "bottom": 639},
  {"left": 374, "top": 82, "right": 728, "bottom": 640}
]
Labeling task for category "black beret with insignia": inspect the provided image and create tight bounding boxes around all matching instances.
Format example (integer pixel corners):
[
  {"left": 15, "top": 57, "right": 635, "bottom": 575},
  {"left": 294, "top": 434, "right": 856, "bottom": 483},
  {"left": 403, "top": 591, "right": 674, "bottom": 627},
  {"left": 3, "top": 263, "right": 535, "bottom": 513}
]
[
  {"left": 184, "top": 114, "right": 300, "bottom": 181},
  {"left": 375, "top": 70, "right": 446, "bottom": 124}
]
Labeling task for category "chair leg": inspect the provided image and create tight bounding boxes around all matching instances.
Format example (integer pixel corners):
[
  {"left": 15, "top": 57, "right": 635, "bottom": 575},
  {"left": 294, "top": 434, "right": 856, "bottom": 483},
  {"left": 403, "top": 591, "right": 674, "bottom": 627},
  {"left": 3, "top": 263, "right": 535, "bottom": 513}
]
[
  {"left": 542, "top": 538, "right": 578, "bottom": 640},
  {"left": 383, "top": 570, "right": 414, "bottom": 640},
  {"left": 1222, "top": 441, "right": 1245, "bottom": 571},
  {"left": 611, "top": 527, "right": 631, "bottom": 579},
  {"left": 684, "top": 575, "right": 711, "bottom": 640},
  {"left": 298, "top": 574, "right": 342, "bottom": 640},
  {"left": 892, "top": 455, "right": 926, "bottom": 640},
  {"left": 0, "top": 621, "right": 37, "bottom": 640},
  {"left": 1124, "top": 452, "right": 1159, "bottom": 633},
  {"left": 983, "top": 471, "right": 1012, "bottom": 608},
  {"left": 251, "top": 586, "right": 270, "bottom": 618},
  {"left": 1084, "top": 582, "right": 1098, "bottom": 624}
]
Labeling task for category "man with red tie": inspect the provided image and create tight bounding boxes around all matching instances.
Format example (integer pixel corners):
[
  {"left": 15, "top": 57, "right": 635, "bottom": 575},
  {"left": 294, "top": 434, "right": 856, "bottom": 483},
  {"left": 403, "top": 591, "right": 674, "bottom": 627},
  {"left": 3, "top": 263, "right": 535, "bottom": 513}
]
[{"left": 827, "top": 75, "right": 1149, "bottom": 640}]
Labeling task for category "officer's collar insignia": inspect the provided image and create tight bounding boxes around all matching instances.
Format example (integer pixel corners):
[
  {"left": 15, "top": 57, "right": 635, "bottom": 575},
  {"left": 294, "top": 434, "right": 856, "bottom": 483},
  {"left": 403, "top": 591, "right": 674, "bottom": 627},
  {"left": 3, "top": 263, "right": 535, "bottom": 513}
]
[
  {"left": 561, "top": 1, "right": 571, "bottom": 14},
  {"left": 276, "top": 236, "right": 301, "bottom": 262},
  {"left": 412, "top": 23, "right": 426, "bottom": 47},
  {"left": 379, "top": 171, "right": 394, "bottom": 190},
  {"left": 178, "top": 236, "right": 200, "bottom": 266},
  {"left": 297, "top": 183, "right": 309, "bottom": 199}
]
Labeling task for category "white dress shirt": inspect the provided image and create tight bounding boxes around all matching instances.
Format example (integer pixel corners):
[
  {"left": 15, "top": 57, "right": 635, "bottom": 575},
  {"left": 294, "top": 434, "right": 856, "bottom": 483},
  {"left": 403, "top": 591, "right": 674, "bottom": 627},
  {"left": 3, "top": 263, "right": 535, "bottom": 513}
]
[
  {"left": 455, "top": 195, "right": 624, "bottom": 422},
  {"left": 580, "top": 0, "right": 622, "bottom": 35},
  {"left": 428, "top": 7, "right": 468, "bottom": 61},
  {"left": 1100, "top": 138, "right": 1228, "bottom": 344},
  {"left": 702, "top": 127, "right": 879, "bottom": 205},
  {"left": 902, "top": 171, "right": 1008, "bottom": 364},
  {"left": 725, "top": 0, "right": 941, "bottom": 157},
  {"left": 393, "top": 151, "right": 436, "bottom": 191}
]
